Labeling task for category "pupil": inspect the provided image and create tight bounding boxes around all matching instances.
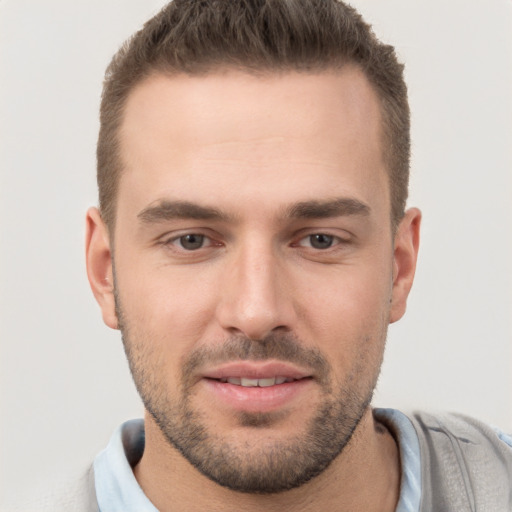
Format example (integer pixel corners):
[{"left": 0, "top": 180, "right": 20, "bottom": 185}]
[
  {"left": 310, "top": 234, "right": 333, "bottom": 249},
  {"left": 180, "top": 234, "right": 204, "bottom": 250}
]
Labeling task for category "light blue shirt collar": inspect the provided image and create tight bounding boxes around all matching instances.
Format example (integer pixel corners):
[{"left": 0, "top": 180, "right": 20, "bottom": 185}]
[
  {"left": 94, "top": 419, "right": 157, "bottom": 511},
  {"left": 374, "top": 408, "right": 422, "bottom": 512},
  {"left": 94, "top": 409, "right": 422, "bottom": 511}
]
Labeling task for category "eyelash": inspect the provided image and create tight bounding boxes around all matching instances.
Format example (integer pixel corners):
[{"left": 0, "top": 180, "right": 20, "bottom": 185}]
[
  {"left": 159, "top": 231, "right": 350, "bottom": 253},
  {"left": 293, "top": 233, "right": 348, "bottom": 250},
  {"left": 161, "top": 233, "right": 220, "bottom": 251}
]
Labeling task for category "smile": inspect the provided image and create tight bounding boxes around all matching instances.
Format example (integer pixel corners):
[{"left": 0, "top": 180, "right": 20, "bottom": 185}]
[
  {"left": 217, "top": 377, "right": 297, "bottom": 387},
  {"left": 200, "top": 361, "right": 314, "bottom": 412}
]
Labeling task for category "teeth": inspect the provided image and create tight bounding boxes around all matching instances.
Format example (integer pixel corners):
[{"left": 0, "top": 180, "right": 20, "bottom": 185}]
[
  {"left": 224, "top": 376, "right": 293, "bottom": 387},
  {"left": 257, "top": 377, "right": 276, "bottom": 387},
  {"left": 240, "top": 378, "right": 259, "bottom": 387}
]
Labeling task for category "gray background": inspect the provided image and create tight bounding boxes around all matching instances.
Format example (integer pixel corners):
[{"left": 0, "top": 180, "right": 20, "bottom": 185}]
[{"left": 1, "top": 0, "right": 511, "bottom": 506}]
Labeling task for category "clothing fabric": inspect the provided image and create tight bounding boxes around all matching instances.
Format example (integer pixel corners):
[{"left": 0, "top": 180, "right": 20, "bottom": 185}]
[
  {"left": 409, "top": 411, "right": 512, "bottom": 511},
  {"left": 7, "top": 465, "right": 98, "bottom": 512},
  {"left": 15, "top": 410, "right": 512, "bottom": 511},
  {"left": 94, "top": 419, "right": 156, "bottom": 512},
  {"left": 374, "top": 408, "right": 422, "bottom": 512}
]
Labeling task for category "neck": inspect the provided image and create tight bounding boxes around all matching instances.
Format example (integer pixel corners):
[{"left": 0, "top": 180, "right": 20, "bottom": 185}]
[{"left": 134, "top": 408, "right": 400, "bottom": 512}]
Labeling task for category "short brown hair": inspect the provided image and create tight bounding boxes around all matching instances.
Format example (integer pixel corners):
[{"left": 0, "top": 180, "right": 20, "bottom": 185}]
[{"left": 97, "top": 0, "right": 409, "bottom": 231}]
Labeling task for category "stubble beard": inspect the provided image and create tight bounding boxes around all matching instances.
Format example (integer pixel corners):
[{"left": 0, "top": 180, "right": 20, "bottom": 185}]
[{"left": 116, "top": 297, "right": 384, "bottom": 494}]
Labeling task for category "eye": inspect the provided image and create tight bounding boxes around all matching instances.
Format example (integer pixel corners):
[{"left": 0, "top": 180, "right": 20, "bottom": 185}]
[
  {"left": 173, "top": 234, "right": 208, "bottom": 250},
  {"left": 298, "top": 233, "right": 336, "bottom": 250}
]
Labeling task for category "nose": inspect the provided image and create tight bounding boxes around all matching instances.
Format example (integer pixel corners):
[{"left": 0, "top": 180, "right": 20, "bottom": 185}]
[{"left": 216, "top": 243, "right": 295, "bottom": 341}]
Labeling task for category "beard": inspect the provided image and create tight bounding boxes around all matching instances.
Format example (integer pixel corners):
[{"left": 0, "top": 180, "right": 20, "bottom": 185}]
[{"left": 116, "top": 297, "right": 382, "bottom": 494}]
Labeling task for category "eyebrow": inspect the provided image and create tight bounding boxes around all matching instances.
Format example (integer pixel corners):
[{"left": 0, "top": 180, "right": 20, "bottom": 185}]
[
  {"left": 286, "top": 198, "right": 370, "bottom": 219},
  {"left": 137, "top": 197, "right": 370, "bottom": 225},
  {"left": 138, "top": 200, "right": 232, "bottom": 223}
]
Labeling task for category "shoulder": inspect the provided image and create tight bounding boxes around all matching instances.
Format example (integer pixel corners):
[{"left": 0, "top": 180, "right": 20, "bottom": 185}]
[
  {"left": 5, "top": 465, "right": 98, "bottom": 512},
  {"left": 409, "top": 410, "right": 512, "bottom": 456},
  {"left": 406, "top": 411, "right": 512, "bottom": 512}
]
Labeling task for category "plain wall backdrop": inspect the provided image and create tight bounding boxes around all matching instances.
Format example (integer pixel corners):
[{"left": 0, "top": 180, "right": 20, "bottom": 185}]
[{"left": 1, "top": 0, "right": 511, "bottom": 506}]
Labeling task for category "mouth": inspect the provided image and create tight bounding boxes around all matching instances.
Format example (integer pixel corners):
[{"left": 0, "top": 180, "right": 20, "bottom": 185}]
[
  {"left": 213, "top": 376, "right": 300, "bottom": 387},
  {"left": 200, "top": 362, "right": 314, "bottom": 413},
  {"left": 203, "top": 361, "right": 312, "bottom": 384}
]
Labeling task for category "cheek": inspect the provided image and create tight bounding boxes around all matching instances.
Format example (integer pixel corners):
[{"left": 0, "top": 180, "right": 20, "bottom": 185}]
[
  {"left": 293, "top": 262, "right": 392, "bottom": 364},
  {"left": 296, "top": 259, "right": 392, "bottom": 326},
  {"left": 115, "top": 261, "right": 221, "bottom": 348}
]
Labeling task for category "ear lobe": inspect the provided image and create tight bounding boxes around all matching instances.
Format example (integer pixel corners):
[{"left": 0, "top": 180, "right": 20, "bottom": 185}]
[
  {"left": 389, "top": 207, "right": 421, "bottom": 324},
  {"left": 85, "top": 207, "right": 118, "bottom": 329}
]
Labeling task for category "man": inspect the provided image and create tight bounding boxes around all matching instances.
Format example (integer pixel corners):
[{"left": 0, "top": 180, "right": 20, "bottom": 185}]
[{"left": 39, "top": 1, "right": 512, "bottom": 510}]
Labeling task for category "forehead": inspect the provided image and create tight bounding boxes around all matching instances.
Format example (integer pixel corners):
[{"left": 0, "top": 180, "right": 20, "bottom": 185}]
[{"left": 117, "top": 68, "right": 388, "bottom": 221}]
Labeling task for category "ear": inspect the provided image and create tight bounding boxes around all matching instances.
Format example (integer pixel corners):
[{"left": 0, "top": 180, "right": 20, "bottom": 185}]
[
  {"left": 85, "top": 207, "right": 118, "bottom": 329},
  {"left": 389, "top": 207, "right": 421, "bottom": 323}
]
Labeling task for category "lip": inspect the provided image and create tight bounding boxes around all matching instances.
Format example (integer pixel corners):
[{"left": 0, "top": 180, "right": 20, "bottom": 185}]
[
  {"left": 203, "top": 361, "right": 312, "bottom": 381},
  {"left": 200, "top": 361, "right": 314, "bottom": 413}
]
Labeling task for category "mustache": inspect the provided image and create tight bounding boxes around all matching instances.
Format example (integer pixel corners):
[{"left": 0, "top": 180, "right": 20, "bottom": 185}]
[{"left": 181, "top": 332, "right": 331, "bottom": 385}]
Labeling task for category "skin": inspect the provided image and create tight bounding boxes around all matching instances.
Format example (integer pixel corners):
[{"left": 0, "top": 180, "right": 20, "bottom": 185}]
[{"left": 86, "top": 67, "right": 421, "bottom": 511}]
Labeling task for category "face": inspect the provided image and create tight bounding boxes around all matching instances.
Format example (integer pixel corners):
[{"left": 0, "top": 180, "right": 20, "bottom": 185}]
[{"left": 87, "top": 68, "right": 419, "bottom": 493}]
